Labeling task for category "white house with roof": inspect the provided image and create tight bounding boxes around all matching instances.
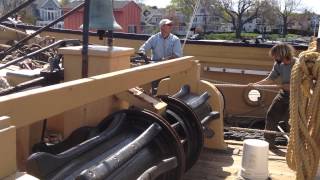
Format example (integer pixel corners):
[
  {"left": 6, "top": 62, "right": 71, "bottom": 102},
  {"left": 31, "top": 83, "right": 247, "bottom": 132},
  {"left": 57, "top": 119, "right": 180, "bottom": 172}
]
[{"left": 34, "top": 0, "right": 63, "bottom": 28}]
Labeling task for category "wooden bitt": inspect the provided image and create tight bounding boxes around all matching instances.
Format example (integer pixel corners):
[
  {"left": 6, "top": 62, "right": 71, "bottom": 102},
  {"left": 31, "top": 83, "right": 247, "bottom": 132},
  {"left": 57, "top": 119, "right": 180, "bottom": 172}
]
[
  {"left": 0, "top": 56, "right": 215, "bottom": 178},
  {"left": 55, "top": 45, "right": 134, "bottom": 137},
  {"left": 157, "top": 60, "right": 227, "bottom": 150}
]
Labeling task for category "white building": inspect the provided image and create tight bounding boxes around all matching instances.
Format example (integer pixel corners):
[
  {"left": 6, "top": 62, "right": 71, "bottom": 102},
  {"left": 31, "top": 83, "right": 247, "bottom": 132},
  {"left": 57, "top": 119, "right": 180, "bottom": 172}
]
[{"left": 34, "top": 0, "right": 63, "bottom": 29}]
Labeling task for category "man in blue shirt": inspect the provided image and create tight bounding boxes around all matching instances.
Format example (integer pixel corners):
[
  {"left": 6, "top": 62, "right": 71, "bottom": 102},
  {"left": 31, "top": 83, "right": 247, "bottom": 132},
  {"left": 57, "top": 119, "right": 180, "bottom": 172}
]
[
  {"left": 139, "top": 19, "right": 182, "bottom": 61},
  {"left": 139, "top": 19, "right": 182, "bottom": 95}
]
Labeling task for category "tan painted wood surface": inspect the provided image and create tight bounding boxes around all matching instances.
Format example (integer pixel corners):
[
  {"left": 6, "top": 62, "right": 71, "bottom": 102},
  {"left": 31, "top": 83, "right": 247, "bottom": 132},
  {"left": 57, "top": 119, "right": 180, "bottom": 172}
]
[
  {"left": 0, "top": 25, "right": 28, "bottom": 44},
  {"left": 56, "top": 45, "right": 133, "bottom": 137},
  {"left": 116, "top": 88, "right": 167, "bottom": 114},
  {"left": 0, "top": 57, "right": 194, "bottom": 128},
  {"left": 199, "top": 80, "right": 227, "bottom": 150},
  {"left": 4, "top": 172, "right": 39, "bottom": 180},
  {"left": 0, "top": 117, "right": 16, "bottom": 178}
]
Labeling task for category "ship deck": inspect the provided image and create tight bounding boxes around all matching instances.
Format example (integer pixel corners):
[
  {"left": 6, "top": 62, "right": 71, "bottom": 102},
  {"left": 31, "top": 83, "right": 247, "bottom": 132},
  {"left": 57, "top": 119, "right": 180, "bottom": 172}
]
[{"left": 183, "top": 140, "right": 295, "bottom": 180}]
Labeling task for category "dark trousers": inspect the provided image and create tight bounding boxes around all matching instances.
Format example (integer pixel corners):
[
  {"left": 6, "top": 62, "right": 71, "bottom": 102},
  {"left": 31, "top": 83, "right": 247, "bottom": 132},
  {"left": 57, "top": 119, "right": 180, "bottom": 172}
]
[
  {"left": 151, "top": 79, "right": 161, "bottom": 95},
  {"left": 151, "top": 76, "right": 169, "bottom": 95},
  {"left": 264, "top": 91, "right": 290, "bottom": 143}
]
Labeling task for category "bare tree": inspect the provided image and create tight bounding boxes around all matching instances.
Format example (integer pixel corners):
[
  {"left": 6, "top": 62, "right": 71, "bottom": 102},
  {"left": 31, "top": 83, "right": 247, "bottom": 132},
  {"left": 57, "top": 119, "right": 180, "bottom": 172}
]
[
  {"left": 274, "top": 0, "right": 302, "bottom": 37},
  {"left": 0, "top": 0, "right": 25, "bottom": 14},
  {"left": 171, "top": 0, "right": 198, "bottom": 17},
  {"left": 258, "top": 0, "right": 278, "bottom": 37},
  {"left": 170, "top": 0, "right": 218, "bottom": 34},
  {"left": 213, "top": 0, "right": 266, "bottom": 39},
  {"left": 0, "top": 0, "right": 36, "bottom": 24}
]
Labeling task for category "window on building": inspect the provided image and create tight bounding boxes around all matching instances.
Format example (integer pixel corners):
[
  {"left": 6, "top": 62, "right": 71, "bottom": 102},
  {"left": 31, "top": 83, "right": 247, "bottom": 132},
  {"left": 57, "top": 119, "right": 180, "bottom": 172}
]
[{"left": 128, "top": 25, "right": 137, "bottom": 33}]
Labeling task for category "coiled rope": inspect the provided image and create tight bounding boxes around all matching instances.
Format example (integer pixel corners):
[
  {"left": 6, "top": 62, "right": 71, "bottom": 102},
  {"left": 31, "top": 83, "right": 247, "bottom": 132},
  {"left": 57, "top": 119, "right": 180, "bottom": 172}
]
[{"left": 286, "top": 40, "right": 320, "bottom": 180}]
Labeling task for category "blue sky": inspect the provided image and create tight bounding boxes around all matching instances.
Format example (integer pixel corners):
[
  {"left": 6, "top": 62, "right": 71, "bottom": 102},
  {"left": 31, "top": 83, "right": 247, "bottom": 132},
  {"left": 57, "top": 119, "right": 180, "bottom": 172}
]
[{"left": 143, "top": 0, "right": 320, "bottom": 14}]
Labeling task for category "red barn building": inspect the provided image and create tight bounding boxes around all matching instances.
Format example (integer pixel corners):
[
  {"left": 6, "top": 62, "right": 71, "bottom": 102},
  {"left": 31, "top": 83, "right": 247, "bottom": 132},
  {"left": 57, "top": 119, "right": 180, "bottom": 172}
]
[{"left": 63, "top": 0, "right": 141, "bottom": 33}]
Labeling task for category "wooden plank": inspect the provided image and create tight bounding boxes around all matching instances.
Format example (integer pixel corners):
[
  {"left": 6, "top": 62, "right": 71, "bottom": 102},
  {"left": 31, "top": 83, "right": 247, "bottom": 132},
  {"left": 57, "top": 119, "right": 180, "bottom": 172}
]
[
  {"left": 199, "top": 57, "right": 272, "bottom": 67},
  {"left": 0, "top": 123, "right": 16, "bottom": 179},
  {"left": 157, "top": 60, "right": 200, "bottom": 96},
  {"left": 116, "top": 88, "right": 167, "bottom": 114},
  {"left": 0, "top": 116, "right": 11, "bottom": 129},
  {"left": 0, "top": 57, "right": 194, "bottom": 128},
  {"left": 4, "top": 172, "right": 39, "bottom": 180},
  {"left": 182, "top": 141, "right": 295, "bottom": 180},
  {"left": 183, "top": 44, "right": 270, "bottom": 60}
]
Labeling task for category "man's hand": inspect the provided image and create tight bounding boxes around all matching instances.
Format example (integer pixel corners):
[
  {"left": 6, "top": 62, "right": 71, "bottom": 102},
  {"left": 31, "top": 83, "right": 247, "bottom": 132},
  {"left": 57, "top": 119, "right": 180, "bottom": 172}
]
[
  {"left": 281, "top": 84, "right": 290, "bottom": 91},
  {"left": 137, "top": 51, "right": 145, "bottom": 57}
]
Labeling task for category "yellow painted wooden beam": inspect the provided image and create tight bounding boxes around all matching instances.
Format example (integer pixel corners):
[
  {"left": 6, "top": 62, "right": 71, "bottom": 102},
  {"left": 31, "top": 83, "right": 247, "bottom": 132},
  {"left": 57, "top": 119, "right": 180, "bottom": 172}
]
[
  {"left": 0, "top": 57, "right": 194, "bottom": 128},
  {"left": 4, "top": 172, "right": 39, "bottom": 180},
  {"left": 0, "top": 117, "right": 16, "bottom": 179},
  {"left": 199, "top": 57, "right": 272, "bottom": 67},
  {"left": 116, "top": 88, "right": 167, "bottom": 114}
]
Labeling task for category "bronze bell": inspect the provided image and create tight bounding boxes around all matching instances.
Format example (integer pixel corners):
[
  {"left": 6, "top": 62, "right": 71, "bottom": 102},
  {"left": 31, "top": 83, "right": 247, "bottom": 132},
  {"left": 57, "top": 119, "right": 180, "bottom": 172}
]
[{"left": 89, "top": 0, "right": 122, "bottom": 31}]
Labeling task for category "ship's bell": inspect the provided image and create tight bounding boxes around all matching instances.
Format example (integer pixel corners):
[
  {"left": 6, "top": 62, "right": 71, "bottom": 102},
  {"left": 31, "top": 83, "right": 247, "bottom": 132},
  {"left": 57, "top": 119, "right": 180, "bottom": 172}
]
[{"left": 89, "top": 0, "right": 122, "bottom": 31}]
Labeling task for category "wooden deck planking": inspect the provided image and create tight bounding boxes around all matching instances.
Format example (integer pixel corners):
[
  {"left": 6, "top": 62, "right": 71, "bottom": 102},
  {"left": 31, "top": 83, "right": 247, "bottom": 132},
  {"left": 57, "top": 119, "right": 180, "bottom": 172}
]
[{"left": 183, "top": 141, "right": 295, "bottom": 180}]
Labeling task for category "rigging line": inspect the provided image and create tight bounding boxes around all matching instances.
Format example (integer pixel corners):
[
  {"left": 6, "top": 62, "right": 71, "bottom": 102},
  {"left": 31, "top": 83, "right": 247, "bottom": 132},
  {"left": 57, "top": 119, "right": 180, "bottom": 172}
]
[
  {"left": 182, "top": 0, "right": 201, "bottom": 51},
  {"left": 201, "top": 78, "right": 279, "bottom": 93}
]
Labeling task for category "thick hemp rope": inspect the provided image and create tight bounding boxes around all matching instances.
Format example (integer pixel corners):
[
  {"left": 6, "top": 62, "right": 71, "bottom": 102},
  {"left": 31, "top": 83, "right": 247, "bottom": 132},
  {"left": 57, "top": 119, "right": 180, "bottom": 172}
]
[{"left": 286, "top": 40, "right": 320, "bottom": 180}]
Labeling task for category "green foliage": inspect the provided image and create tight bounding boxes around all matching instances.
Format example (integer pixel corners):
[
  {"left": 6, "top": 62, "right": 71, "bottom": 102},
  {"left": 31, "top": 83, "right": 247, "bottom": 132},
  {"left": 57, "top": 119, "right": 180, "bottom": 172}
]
[
  {"left": 205, "top": 33, "right": 258, "bottom": 40},
  {"left": 204, "top": 32, "right": 303, "bottom": 41},
  {"left": 170, "top": 0, "right": 197, "bottom": 17},
  {"left": 11, "top": 9, "right": 36, "bottom": 24},
  {"left": 205, "top": 33, "right": 236, "bottom": 40},
  {"left": 59, "top": 0, "right": 71, "bottom": 6}
]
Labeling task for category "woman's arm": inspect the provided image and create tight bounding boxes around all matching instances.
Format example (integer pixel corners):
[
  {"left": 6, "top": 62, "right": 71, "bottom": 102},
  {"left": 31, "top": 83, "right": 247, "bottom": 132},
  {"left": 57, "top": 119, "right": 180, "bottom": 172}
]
[{"left": 254, "top": 78, "right": 275, "bottom": 85}]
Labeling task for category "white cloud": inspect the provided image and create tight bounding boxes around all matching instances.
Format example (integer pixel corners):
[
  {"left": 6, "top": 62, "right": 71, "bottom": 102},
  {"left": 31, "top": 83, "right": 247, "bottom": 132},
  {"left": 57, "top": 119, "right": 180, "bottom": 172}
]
[
  {"left": 143, "top": 0, "right": 319, "bottom": 14},
  {"left": 143, "top": 0, "right": 171, "bottom": 8},
  {"left": 302, "top": 0, "right": 320, "bottom": 14}
]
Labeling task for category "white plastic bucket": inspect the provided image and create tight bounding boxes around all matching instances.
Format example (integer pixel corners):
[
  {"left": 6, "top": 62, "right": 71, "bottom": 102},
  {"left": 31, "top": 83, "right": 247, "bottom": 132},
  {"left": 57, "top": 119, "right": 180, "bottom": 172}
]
[{"left": 239, "top": 139, "right": 269, "bottom": 180}]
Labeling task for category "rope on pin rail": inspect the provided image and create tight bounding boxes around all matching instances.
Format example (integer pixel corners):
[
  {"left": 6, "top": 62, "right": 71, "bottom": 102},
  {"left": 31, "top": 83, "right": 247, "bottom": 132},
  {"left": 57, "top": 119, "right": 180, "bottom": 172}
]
[{"left": 286, "top": 39, "right": 320, "bottom": 180}]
